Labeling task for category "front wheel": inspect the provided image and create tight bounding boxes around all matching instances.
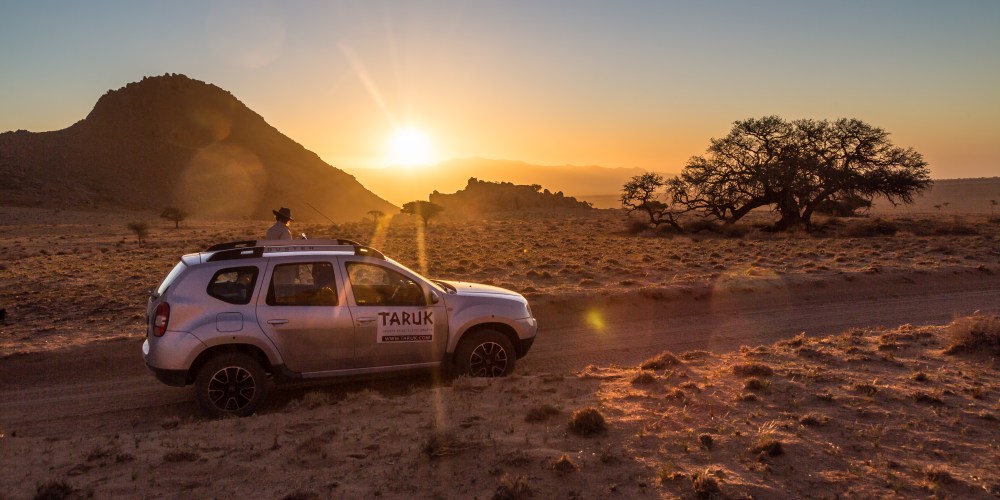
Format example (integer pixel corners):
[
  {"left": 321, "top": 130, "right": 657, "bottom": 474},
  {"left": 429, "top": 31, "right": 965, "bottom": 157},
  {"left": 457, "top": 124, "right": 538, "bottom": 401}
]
[
  {"left": 194, "top": 353, "right": 269, "bottom": 417},
  {"left": 455, "top": 330, "right": 516, "bottom": 377}
]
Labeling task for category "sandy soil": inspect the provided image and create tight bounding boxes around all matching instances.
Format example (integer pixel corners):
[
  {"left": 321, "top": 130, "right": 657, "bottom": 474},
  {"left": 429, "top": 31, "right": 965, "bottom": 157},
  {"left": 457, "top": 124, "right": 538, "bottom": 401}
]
[{"left": 1, "top": 206, "right": 999, "bottom": 498}]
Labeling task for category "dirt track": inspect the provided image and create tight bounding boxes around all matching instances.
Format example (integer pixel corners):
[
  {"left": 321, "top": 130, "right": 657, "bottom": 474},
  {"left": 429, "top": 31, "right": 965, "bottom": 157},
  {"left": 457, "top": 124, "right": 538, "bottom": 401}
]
[{"left": 2, "top": 269, "right": 998, "bottom": 440}]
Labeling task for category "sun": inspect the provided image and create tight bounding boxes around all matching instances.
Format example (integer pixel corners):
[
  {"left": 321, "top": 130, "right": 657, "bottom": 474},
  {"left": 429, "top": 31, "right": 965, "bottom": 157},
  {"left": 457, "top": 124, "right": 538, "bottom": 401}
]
[{"left": 385, "top": 127, "right": 436, "bottom": 167}]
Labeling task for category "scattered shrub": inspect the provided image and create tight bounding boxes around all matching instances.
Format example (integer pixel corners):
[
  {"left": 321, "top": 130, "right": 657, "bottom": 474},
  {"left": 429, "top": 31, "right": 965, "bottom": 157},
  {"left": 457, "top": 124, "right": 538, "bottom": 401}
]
[
  {"left": 840, "top": 218, "right": 898, "bottom": 237},
  {"left": 944, "top": 314, "right": 1000, "bottom": 356},
  {"left": 422, "top": 430, "right": 469, "bottom": 458},
  {"left": 126, "top": 221, "right": 150, "bottom": 244},
  {"left": 698, "top": 433, "right": 714, "bottom": 449},
  {"left": 799, "top": 413, "right": 829, "bottom": 426},
  {"left": 524, "top": 404, "right": 561, "bottom": 423},
  {"left": 640, "top": 351, "right": 682, "bottom": 370},
  {"left": 552, "top": 453, "right": 578, "bottom": 474},
  {"left": 494, "top": 473, "right": 532, "bottom": 500},
  {"left": 567, "top": 407, "right": 608, "bottom": 437},
  {"left": 743, "top": 377, "right": 770, "bottom": 391},
  {"left": 751, "top": 438, "right": 784, "bottom": 456},
  {"left": 33, "top": 480, "right": 76, "bottom": 500},
  {"left": 626, "top": 219, "right": 651, "bottom": 234},
  {"left": 732, "top": 362, "right": 774, "bottom": 377},
  {"left": 631, "top": 372, "right": 657, "bottom": 385},
  {"left": 691, "top": 469, "right": 722, "bottom": 499}
]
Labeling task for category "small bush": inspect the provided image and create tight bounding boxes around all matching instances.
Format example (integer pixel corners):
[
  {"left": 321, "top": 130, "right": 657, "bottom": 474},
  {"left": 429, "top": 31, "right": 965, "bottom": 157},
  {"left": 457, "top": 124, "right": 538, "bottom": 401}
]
[
  {"left": 33, "top": 480, "right": 76, "bottom": 500},
  {"left": 944, "top": 314, "right": 1000, "bottom": 356},
  {"left": 422, "top": 431, "right": 469, "bottom": 458},
  {"left": 799, "top": 413, "right": 829, "bottom": 426},
  {"left": 524, "top": 404, "right": 561, "bottom": 423},
  {"left": 683, "top": 219, "right": 719, "bottom": 234},
  {"left": 840, "top": 218, "right": 898, "bottom": 237},
  {"left": 698, "top": 433, "right": 713, "bottom": 449},
  {"left": 494, "top": 473, "right": 532, "bottom": 500},
  {"left": 732, "top": 362, "right": 773, "bottom": 377},
  {"left": 743, "top": 377, "right": 770, "bottom": 391},
  {"left": 626, "top": 219, "right": 650, "bottom": 234},
  {"left": 640, "top": 351, "right": 682, "bottom": 370},
  {"left": 691, "top": 469, "right": 722, "bottom": 499},
  {"left": 567, "top": 407, "right": 608, "bottom": 437},
  {"left": 552, "top": 453, "right": 578, "bottom": 474},
  {"left": 126, "top": 221, "right": 150, "bottom": 244},
  {"left": 631, "top": 371, "right": 657, "bottom": 385},
  {"left": 751, "top": 438, "right": 784, "bottom": 456}
]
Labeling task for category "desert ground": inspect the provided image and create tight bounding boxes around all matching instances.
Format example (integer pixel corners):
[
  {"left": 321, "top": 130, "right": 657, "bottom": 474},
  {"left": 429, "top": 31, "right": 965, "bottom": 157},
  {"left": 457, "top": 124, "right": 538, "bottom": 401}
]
[{"left": 1, "top": 205, "right": 999, "bottom": 498}]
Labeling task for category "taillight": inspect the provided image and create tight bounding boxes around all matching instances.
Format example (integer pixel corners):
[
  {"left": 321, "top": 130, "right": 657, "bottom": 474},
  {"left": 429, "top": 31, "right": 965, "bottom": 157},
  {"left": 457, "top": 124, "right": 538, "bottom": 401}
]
[{"left": 153, "top": 302, "right": 170, "bottom": 337}]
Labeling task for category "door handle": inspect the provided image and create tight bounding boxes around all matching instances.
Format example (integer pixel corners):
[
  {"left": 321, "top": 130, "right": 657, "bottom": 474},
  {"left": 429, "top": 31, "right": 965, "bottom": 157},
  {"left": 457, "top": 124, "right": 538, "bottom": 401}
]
[
  {"left": 356, "top": 317, "right": 376, "bottom": 325},
  {"left": 267, "top": 319, "right": 289, "bottom": 326}
]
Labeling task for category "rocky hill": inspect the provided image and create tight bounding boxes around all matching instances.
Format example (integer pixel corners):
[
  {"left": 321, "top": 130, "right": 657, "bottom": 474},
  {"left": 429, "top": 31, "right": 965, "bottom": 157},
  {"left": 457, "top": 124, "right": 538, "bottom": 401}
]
[
  {"left": 347, "top": 158, "right": 672, "bottom": 208},
  {"left": 428, "top": 177, "right": 593, "bottom": 214},
  {"left": 0, "top": 74, "right": 396, "bottom": 222}
]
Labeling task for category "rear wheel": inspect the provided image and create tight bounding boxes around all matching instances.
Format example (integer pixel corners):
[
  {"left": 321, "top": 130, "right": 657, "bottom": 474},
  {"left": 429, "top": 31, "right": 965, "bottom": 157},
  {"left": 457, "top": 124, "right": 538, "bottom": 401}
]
[
  {"left": 455, "top": 330, "right": 516, "bottom": 377},
  {"left": 194, "top": 353, "right": 269, "bottom": 417}
]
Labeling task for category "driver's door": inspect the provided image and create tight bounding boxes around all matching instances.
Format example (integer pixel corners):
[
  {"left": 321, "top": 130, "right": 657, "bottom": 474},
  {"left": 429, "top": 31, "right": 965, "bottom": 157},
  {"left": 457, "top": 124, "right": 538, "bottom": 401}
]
[{"left": 342, "top": 258, "right": 447, "bottom": 368}]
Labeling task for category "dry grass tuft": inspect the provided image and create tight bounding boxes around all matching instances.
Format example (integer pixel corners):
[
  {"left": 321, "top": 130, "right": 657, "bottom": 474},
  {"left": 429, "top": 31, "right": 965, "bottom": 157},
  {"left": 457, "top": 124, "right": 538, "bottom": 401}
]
[
  {"left": 690, "top": 469, "right": 722, "bottom": 499},
  {"left": 631, "top": 371, "right": 657, "bottom": 385},
  {"left": 524, "top": 404, "right": 561, "bottom": 423},
  {"left": 798, "top": 413, "right": 829, "bottom": 426},
  {"left": 493, "top": 473, "right": 532, "bottom": 500},
  {"left": 743, "top": 377, "right": 770, "bottom": 391},
  {"left": 640, "top": 351, "right": 682, "bottom": 370},
  {"left": 944, "top": 314, "right": 1000, "bottom": 356},
  {"left": 698, "top": 433, "right": 714, "bottom": 449},
  {"left": 567, "top": 407, "right": 608, "bottom": 437},
  {"left": 422, "top": 430, "right": 471, "bottom": 459},
  {"left": 840, "top": 218, "right": 898, "bottom": 237},
  {"left": 33, "top": 480, "right": 79, "bottom": 500},
  {"left": 552, "top": 453, "right": 578, "bottom": 474},
  {"left": 732, "top": 362, "right": 774, "bottom": 377}
]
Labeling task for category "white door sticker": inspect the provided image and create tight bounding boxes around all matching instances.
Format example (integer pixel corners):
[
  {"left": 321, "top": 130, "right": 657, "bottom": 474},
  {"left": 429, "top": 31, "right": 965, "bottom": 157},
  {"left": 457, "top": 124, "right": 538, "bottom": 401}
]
[{"left": 376, "top": 310, "right": 434, "bottom": 343}]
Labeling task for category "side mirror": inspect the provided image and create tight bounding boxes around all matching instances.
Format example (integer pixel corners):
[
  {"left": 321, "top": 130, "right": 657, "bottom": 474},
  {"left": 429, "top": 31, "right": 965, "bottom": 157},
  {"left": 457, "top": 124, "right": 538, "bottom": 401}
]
[{"left": 428, "top": 290, "right": 441, "bottom": 305}]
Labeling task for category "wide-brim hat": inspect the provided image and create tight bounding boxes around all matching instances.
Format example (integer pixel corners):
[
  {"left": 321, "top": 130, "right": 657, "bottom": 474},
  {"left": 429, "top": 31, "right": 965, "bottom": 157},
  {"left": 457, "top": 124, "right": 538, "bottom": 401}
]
[{"left": 272, "top": 207, "right": 294, "bottom": 221}]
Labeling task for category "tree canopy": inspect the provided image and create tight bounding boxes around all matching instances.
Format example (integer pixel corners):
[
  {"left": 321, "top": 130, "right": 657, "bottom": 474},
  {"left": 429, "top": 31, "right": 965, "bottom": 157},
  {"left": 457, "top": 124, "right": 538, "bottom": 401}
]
[
  {"left": 401, "top": 201, "right": 444, "bottom": 227},
  {"left": 622, "top": 116, "right": 931, "bottom": 230}
]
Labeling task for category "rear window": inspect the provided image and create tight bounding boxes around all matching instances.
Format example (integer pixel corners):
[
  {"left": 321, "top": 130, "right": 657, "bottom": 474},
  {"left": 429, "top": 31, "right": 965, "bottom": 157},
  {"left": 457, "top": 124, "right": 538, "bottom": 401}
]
[
  {"left": 155, "top": 261, "right": 188, "bottom": 296},
  {"left": 207, "top": 267, "right": 258, "bottom": 305}
]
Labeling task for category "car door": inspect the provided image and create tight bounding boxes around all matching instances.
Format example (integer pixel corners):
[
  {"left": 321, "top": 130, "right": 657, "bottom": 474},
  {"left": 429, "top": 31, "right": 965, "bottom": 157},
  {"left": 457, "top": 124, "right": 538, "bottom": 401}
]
[
  {"left": 256, "top": 258, "right": 355, "bottom": 374},
  {"left": 341, "top": 257, "right": 448, "bottom": 368}
]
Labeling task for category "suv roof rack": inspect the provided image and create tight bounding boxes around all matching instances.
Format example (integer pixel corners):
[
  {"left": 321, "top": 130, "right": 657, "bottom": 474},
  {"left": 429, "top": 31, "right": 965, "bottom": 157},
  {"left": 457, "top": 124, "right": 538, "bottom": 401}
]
[{"left": 204, "top": 240, "right": 386, "bottom": 262}]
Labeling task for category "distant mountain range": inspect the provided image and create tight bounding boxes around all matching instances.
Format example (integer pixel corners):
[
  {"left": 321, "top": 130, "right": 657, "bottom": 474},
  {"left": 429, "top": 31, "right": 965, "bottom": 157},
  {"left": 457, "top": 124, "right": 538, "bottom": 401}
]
[
  {"left": 0, "top": 74, "right": 395, "bottom": 222},
  {"left": 346, "top": 159, "right": 673, "bottom": 209}
]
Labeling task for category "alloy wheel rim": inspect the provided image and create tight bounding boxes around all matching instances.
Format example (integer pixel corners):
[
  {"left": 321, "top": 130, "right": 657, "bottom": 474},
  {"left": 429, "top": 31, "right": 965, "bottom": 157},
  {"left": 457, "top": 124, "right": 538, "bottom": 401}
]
[
  {"left": 207, "top": 366, "right": 255, "bottom": 412},
  {"left": 469, "top": 342, "right": 508, "bottom": 377}
]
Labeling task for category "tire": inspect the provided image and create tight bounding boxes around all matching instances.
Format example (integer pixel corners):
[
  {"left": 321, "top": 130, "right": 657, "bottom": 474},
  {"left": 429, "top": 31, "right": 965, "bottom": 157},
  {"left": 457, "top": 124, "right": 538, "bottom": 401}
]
[
  {"left": 455, "top": 329, "right": 516, "bottom": 377},
  {"left": 194, "top": 353, "right": 269, "bottom": 417}
]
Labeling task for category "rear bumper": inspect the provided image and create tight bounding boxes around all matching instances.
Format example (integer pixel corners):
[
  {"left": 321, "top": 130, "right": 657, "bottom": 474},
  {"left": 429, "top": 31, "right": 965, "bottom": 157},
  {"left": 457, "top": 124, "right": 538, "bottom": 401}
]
[{"left": 146, "top": 363, "right": 189, "bottom": 386}]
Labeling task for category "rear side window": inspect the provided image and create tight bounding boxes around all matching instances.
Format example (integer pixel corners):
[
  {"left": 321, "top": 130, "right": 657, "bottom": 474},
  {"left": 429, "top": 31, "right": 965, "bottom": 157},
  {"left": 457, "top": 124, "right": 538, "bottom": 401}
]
[
  {"left": 207, "top": 267, "right": 258, "bottom": 305},
  {"left": 267, "top": 262, "right": 338, "bottom": 306}
]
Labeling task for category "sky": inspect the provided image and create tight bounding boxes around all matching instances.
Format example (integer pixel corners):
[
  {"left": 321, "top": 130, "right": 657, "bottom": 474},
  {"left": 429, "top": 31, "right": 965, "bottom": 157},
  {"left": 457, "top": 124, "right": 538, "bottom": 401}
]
[{"left": 1, "top": 0, "right": 998, "bottom": 178}]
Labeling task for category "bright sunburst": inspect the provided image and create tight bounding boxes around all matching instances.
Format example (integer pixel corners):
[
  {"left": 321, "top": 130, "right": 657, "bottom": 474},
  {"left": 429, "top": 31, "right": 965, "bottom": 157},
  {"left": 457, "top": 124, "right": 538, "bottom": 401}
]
[{"left": 385, "top": 127, "right": 436, "bottom": 167}]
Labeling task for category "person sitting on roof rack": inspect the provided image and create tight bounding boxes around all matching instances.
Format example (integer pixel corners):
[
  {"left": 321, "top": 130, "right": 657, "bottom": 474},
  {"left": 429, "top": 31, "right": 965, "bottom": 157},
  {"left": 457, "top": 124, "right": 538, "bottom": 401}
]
[{"left": 265, "top": 207, "right": 294, "bottom": 240}]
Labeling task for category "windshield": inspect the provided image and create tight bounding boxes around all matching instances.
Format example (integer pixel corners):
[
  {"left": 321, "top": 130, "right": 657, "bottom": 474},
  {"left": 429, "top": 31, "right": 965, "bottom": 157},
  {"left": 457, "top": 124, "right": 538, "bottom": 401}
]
[
  {"left": 385, "top": 257, "right": 445, "bottom": 293},
  {"left": 154, "top": 260, "right": 187, "bottom": 297}
]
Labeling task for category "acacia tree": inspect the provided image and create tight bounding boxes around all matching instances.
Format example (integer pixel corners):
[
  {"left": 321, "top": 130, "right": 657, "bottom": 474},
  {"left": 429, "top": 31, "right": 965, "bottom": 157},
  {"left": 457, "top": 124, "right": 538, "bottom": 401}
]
[
  {"left": 620, "top": 173, "right": 684, "bottom": 231},
  {"left": 401, "top": 201, "right": 444, "bottom": 227},
  {"left": 160, "top": 207, "right": 189, "bottom": 229},
  {"left": 677, "top": 116, "right": 930, "bottom": 229}
]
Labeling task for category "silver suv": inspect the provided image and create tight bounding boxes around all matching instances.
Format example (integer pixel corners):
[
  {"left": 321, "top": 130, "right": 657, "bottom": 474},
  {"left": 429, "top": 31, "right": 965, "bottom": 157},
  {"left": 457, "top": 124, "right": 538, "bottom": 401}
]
[{"left": 142, "top": 240, "right": 537, "bottom": 416}]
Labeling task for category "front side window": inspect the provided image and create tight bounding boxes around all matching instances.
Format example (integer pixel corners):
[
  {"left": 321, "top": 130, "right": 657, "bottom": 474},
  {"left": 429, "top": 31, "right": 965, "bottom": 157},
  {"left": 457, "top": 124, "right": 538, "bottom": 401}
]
[
  {"left": 347, "top": 262, "right": 425, "bottom": 307},
  {"left": 206, "top": 266, "right": 258, "bottom": 305},
  {"left": 266, "top": 262, "right": 338, "bottom": 306}
]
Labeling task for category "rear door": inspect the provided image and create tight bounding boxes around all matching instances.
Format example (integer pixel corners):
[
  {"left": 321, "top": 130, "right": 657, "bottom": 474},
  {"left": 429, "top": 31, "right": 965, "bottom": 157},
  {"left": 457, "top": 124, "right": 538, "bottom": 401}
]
[
  {"left": 256, "top": 258, "right": 355, "bottom": 373},
  {"left": 341, "top": 257, "right": 448, "bottom": 368}
]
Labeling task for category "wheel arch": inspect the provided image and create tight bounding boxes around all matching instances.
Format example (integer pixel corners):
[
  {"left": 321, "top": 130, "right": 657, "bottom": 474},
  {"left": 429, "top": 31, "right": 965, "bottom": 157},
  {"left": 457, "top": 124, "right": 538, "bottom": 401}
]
[
  {"left": 455, "top": 322, "right": 522, "bottom": 356},
  {"left": 187, "top": 344, "right": 272, "bottom": 385}
]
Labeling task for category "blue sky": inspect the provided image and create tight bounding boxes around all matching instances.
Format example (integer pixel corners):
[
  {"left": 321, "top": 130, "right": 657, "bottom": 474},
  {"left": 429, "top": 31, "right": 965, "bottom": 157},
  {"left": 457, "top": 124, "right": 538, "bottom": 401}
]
[{"left": 1, "top": 0, "right": 998, "bottom": 177}]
